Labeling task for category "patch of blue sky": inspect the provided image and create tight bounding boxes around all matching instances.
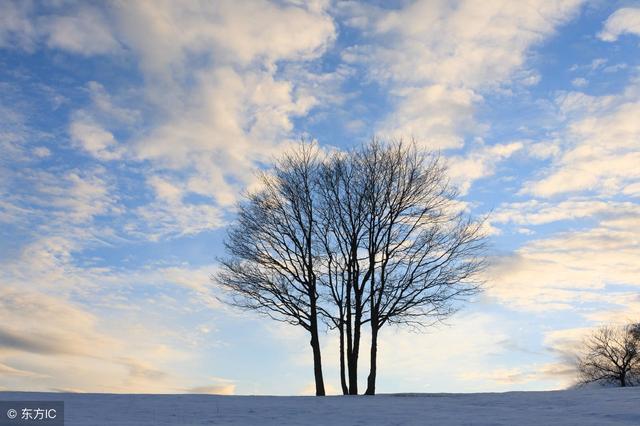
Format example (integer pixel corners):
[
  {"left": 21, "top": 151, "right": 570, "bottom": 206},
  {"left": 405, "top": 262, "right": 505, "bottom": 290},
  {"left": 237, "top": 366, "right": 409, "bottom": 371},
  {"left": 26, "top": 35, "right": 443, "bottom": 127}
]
[{"left": 76, "top": 230, "right": 227, "bottom": 270}]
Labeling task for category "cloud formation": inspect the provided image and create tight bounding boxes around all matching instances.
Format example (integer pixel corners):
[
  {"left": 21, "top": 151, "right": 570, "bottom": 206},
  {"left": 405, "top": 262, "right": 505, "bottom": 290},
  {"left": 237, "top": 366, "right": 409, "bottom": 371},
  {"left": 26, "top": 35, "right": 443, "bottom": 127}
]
[
  {"left": 524, "top": 81, "right": 640, "bottom": 197},
  {"left": 341, "top": 0, "right": 584, "bottom": 148},
  {"left": 598, "top": 7, "right": 640, "bottom": 42}
]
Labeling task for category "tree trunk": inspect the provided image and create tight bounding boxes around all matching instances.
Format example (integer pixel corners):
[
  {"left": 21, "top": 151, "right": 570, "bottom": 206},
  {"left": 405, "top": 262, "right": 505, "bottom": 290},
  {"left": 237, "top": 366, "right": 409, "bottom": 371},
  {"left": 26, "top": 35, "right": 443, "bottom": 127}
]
[
  {"left": 620, "top": 374, "right": 626, "bottom": 387},
  {"left": 365, "top": 323, "right": 378, "bottom": 395},
  {"left": 309, "top": 290, "right": 325, "bottom": 396},
  {"left": 365, "top": 253, "right": 379, "bottom": 396},
  {"left": 349, "top": 336, "right": 359, "bottom": 394},
  {"left": 339, "top": 320, "right": 349, "bottom": 395},
  {"left": 310, "top": 332, "right": 325, "bottom": 395},
  {"left": 309, "top": 326, "right": 325, "bottom": 395},
  {"left": 346, "top": 271, "right": 354, "bottom": 395},
  {"left": 349, "top": 294, "right": 362, "bottom": 395}
]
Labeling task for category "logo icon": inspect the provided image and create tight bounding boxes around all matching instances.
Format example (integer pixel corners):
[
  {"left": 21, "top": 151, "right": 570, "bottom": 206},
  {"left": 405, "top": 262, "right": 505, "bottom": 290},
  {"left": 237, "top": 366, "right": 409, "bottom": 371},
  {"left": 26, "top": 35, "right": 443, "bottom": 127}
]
[{"left": 6, "top": 408, "right": 17, "bottom": 419}]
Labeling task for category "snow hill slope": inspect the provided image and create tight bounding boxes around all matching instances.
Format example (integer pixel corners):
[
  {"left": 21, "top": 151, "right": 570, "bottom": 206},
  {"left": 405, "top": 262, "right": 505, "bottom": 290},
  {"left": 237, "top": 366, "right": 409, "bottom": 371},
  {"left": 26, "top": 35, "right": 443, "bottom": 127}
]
[{"left": 1, "top": 387, "right": 639, "bottom": 425}]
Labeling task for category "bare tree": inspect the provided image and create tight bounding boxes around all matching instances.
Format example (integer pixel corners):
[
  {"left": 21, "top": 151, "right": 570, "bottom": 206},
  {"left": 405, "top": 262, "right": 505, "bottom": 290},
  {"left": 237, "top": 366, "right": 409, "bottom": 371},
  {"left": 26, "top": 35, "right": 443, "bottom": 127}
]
[
  {"left": 630, "top": 323, "right": 640, "bottom": 341},
  {"left": 577, "top": 324, "right": 640, "bottom": 387},
  {"left": 216, "top": 139, "right": 485, "bottom": 396},
  {"left": 215, "top": 143, "right": 326, "bottom": 396},
  {"left": 357, "top": 141, "right": 486, "bottom": 395}
]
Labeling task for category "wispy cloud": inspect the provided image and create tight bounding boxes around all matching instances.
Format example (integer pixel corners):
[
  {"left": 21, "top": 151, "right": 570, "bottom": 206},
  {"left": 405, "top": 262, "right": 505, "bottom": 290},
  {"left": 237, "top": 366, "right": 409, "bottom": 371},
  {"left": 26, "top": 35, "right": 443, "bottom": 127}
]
[
  {"left": 339, "top": 0, "right": 584, "bottom": 148},
  {"left": 524, "top": 77, "right": 640, "bottom": 197}
]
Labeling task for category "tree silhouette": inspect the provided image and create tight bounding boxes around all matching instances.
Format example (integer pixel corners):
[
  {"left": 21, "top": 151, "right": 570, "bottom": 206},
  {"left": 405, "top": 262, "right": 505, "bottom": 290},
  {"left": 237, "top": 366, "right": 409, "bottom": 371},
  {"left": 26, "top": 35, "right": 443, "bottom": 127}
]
[
  {"left": 216, "top": 139, "right": 486, "bottom": 395},
  {"left": 578, "top": 324, "right": 640, "bottom": 387}
]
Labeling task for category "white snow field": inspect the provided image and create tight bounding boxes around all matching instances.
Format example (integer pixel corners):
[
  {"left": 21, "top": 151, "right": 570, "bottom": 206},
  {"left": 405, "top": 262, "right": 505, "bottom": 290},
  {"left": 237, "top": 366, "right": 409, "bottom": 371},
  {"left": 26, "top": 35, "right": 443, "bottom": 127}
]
[{"left": 1, "top": 387, "right": 639, "bottom": 425}]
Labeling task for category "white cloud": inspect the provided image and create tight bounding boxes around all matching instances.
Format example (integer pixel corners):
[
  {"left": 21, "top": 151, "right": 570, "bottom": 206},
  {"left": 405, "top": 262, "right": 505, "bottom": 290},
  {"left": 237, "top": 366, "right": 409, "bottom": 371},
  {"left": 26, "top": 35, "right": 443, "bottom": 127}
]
[
  {"left": 623, "top": 182, "right": 640, "bottom": 197},
  {"left": 85, "top": 81, "right": 139, "bottom": 124},
  {"left": 0, "top": 101, "right": 50, "bottom": 166},
  {"left": 32, "top": 147, "right": 50, "bottom": 158},
  {"left": 148, "top": 176, "right": 182, "bottom": 204},
  {"left": 43, "top": 5, "right": 120, "bottom": 55},
  {"left": 459, "top": 363, "right": 575, "bottom": 386},
  {"left": 524, "top": 82, "right": 640, "bottom": 197},
  {"left": 598, "top": 7, "right": 640, "bottom": 42},
  {"left": 70, "top": 119, "right": 122, "bottom": 161},
  {"left": 67, "top": 81, "right": 141, "bottom": 162},
  {"left": 0, "top": 2, "right": 118, "bottom": 54},
  {"left": 448, "top": 141, "right": 523, "bottom": 194},
  {"left": 38, "top": 170, "right": 119, "bottom": 224},
  {"left": 527, "top": 140, "right": 561, "bottom": 160},
  {"left": 380, "top": 84, "right": 480, "bottom": 149},
  {"left": 82, "top": 2, "right": 336, "bottom": 210},
  {"left": 341, "top": 0, "right": 584, "bottom": 147},
  {"left": 3, "top": 1, "right": 338, "bottom": 213},
  {"left": 131, "top": 66, "right": 316, "bottom": 202},
  {"left": 348, "top": 0, "right": 583, "bottom": 88},
  {"left": 123, "top": 4, "right": 335, "bottom": 210},
  {"left": 0, "top": 1, "right": 339, "bottom": 249},
  {"left": 492, "top": 199, "right": 640, "bottom": 227},
  {"left": 486, "top": 213, "right": 640, "bottom": 312},
  {"left": 590, "top": 58, "right": 607, "bottom": 70},
  {"left": 583, "top": 294, "right": 640, "bottom": 325},
  {"left": 571, "top": 77, "right": 588, "bottom": 88},
  {"left": 130, "top": 175, "right": 224, "bottom": 240},
  {"left": 0, "top": 1, "right": 36, "bottom": 50},
  {"left": 603, "top": 63, "right": 628, "bottom": 73},
  {"left": 112, "top": 1, "right": 335, "bottom": 76}
]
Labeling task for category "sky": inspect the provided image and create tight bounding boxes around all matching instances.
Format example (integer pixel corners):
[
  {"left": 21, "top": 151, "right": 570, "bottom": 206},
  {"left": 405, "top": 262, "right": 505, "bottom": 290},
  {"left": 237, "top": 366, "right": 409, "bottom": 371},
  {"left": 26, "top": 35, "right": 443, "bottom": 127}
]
[{"left": 1, "top": 0, "right": 639, "bottom": 396}]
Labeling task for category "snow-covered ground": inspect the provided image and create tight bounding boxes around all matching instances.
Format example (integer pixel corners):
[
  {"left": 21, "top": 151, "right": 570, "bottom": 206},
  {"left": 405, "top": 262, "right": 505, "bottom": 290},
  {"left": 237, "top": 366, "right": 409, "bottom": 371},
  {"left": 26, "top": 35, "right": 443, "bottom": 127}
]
[{"left": 1, "top": 388, "right": 639, "bottom": 425}]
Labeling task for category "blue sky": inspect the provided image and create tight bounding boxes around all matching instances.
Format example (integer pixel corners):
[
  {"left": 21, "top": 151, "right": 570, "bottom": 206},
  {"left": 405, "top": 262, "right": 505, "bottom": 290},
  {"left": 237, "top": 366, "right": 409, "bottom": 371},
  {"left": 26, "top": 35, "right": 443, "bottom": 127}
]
[{"left": 1, "top": 0, "right": 640, "bottom": 395}]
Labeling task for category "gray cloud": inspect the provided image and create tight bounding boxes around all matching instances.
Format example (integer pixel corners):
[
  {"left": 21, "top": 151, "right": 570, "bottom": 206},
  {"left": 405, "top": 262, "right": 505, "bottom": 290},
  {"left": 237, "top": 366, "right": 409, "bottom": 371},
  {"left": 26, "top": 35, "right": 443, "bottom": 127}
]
[{"left": 0, "top": 329, "right": 70, "bottom": 355}]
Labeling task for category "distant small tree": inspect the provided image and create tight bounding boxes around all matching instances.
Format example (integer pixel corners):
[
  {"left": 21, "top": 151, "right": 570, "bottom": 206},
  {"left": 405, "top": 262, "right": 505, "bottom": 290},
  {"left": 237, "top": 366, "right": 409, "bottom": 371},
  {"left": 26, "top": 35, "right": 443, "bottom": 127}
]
[
  {"left": 577, "top": 324, "right": 640, "bottom": 387},
  {"left": 630, "top": 323, "right": 640, "bottom": 341}
]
